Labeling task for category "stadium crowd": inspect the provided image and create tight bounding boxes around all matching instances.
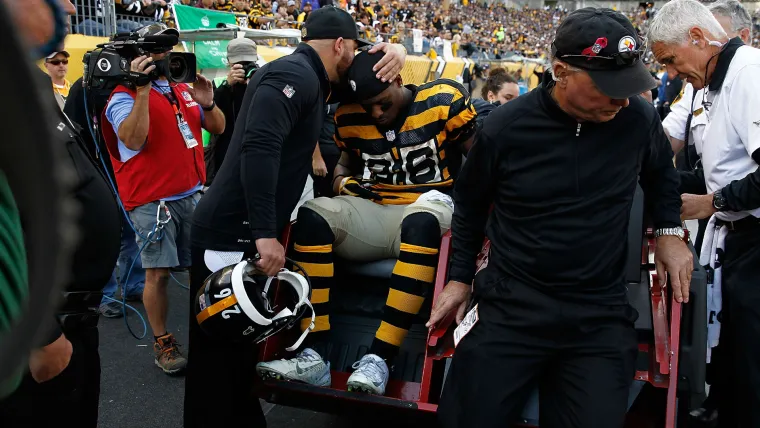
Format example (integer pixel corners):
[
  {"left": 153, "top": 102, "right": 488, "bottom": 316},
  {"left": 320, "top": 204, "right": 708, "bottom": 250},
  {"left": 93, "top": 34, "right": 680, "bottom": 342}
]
[{"left": 101, "top": 0, "right": 760, "bottom": 59}]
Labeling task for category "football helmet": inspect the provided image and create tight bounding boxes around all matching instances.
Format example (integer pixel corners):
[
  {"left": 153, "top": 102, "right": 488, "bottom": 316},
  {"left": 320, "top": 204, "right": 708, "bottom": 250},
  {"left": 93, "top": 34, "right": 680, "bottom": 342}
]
[{"left": 194, "top": 259, "right": 315, "bottom": 351}]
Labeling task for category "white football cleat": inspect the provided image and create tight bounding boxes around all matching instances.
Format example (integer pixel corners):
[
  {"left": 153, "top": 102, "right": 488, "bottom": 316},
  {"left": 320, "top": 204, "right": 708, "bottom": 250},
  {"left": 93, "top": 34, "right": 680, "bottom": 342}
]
[
  {"left": 256, "top": 348, "right": 331, "bottom": 387},
  {"left": 346, "top": 354, "right": 389, "bottom": 395}
]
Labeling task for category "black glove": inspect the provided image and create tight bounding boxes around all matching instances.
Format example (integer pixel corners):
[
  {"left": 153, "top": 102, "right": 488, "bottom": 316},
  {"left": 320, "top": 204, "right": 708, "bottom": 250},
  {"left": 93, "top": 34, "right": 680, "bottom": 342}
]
[{"left": 338, "top": 177, "right": 383, "bottom": 202}]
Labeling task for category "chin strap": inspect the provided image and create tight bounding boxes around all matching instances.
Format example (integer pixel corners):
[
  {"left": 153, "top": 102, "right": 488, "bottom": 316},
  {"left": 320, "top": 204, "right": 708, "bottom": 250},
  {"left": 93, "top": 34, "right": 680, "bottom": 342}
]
[
  {"left": 276, "top": 269, "right": 315, "bottom": 352},
  {"left": 235, "top": 261, "right": 316, "bottom": 350},
  {"left": 285, "top": 300, "right": 315, "bottom": 351}
]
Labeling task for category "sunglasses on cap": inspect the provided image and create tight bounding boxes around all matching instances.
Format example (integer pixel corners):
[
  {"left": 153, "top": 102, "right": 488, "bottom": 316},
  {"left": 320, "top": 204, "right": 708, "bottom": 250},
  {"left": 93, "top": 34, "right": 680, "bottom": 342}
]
[
  {"left": 47, "top": 59, "right": 69, "bottom": 65},
  {"left": 552, "top": 43, "right": 644, "bottom": 67}
]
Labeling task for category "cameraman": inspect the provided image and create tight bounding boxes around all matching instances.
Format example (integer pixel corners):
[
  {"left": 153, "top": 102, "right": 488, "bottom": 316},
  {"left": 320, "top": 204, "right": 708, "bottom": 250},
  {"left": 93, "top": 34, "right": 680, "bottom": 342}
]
[
  {"left": 101, "top": 23, "right": 225, "bottom": 375},
  {"left": 205, "top": 38, "right": 258, "bottom": 186}
]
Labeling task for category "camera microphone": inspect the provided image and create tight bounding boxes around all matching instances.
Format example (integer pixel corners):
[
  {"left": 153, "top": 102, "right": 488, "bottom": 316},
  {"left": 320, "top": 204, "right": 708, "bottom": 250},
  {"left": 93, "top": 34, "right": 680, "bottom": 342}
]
[{"left": 136, "top": 34, "right": 179, "bottom": 47}]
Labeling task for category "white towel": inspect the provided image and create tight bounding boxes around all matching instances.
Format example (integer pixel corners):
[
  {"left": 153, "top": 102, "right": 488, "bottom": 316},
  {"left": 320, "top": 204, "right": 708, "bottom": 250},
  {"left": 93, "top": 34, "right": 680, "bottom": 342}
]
[{"left": 699, "top": 215, "right": 727, "bottom": 363}]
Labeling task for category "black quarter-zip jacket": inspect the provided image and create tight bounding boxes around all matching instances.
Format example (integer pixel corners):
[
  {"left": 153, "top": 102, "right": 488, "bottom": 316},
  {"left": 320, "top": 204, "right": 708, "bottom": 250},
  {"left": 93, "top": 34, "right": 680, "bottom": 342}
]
[
  {"left": 192, "top": 43, "right": 332, "bottom": 250},
  {"left": 450, "top": 75, "right": 682, "bottom": 304}
]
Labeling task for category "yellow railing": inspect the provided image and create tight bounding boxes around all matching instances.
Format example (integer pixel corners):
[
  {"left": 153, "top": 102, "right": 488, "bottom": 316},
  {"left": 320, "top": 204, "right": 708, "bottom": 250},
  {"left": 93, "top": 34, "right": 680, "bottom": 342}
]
[{"left": 47, "top": 35, "right": 488, "bottom": 89}]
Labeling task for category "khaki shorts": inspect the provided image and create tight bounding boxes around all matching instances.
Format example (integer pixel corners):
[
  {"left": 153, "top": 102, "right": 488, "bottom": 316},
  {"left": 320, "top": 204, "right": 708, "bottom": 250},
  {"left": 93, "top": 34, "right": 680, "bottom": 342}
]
[{"left": 300, "top": 192, "right": 453, "bottom": 262}]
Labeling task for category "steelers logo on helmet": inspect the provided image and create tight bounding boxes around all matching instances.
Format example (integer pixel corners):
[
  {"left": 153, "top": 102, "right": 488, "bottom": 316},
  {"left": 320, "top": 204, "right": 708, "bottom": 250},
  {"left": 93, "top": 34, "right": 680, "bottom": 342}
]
[{"left": 194, "top": 259, "right": 315, "bottom": 351}]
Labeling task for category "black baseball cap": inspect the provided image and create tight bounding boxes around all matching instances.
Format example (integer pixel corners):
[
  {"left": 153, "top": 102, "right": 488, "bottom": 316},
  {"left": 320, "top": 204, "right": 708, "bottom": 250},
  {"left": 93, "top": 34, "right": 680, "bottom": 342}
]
[
  {"left": 551, "top": 8, "right": 655, "bottom": 99},
  {"left": 347, "top": 51, "right": 391, "bottom": 101},
  {"left": 301, "top": 6, "right": 373, "bottom": 48}
]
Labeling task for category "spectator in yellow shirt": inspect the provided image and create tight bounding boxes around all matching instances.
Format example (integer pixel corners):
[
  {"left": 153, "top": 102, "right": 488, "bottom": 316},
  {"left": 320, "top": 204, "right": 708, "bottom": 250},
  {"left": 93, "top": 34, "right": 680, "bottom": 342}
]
[
  {"left": 44, "top": 51, "right": 71, "bottom": 106},
  {"left": 297, "top": 1, "right": 311, "bottom": 26}
]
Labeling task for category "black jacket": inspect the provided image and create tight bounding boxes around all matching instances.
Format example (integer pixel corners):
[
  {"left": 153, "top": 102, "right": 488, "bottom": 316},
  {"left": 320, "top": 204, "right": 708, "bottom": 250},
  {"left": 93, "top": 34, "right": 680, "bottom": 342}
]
[
  {"left": 63, "top": 77, "right": 119, "bottom": 183},
  {"left": 192, "top": 43, "right": 331, "bottom": 250},
  {"left": 449, "top": 75, "right": 682, "bottom": 304},
  {"left": 46, "top": 72, "right": 120, "bottom": 342}
]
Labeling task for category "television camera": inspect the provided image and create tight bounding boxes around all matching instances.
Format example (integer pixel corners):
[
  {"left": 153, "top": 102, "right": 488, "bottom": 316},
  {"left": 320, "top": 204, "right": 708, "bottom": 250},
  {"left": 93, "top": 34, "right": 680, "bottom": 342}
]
[{"left": 83, "top": 31, "right": 197, "bottom": 90}]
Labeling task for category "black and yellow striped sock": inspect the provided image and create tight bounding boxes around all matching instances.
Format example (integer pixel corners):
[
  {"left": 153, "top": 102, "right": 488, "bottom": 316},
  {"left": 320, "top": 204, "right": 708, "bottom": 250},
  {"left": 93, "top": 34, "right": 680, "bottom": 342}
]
[
  {"left": 292, "top": 208, "right": 335, "bottom": 348},
  {"left": 371, "top": 213, "right": 440, "bottom": 361}
]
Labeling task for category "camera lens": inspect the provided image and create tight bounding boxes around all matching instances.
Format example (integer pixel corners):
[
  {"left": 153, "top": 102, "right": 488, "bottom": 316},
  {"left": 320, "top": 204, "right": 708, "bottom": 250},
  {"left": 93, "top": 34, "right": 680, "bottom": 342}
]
[{"left": 169, "top": 55, "right": 188, "bottom": 82}]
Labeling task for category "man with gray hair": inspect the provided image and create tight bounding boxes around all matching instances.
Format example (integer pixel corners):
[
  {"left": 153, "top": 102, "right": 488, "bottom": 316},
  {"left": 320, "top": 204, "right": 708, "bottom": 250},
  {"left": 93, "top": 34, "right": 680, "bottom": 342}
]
[
  {"left": 665, "top": 0, "right": 753, "bottom": 157},
  {"left": 660, "top": 2, "right": 754, "bottom": 423},
  {"left": 432, "top": 7, "right": 693, "bottom": 428},
  {"left": 650, "top": 1, "right": 760, "bottom": 427}
]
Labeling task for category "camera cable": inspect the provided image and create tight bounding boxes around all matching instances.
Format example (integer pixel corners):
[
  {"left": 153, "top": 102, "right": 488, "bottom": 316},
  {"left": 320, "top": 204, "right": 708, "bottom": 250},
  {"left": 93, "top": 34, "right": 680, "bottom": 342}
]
[{"left": 83, "top": 76, "right": 191, "bottom": 340}]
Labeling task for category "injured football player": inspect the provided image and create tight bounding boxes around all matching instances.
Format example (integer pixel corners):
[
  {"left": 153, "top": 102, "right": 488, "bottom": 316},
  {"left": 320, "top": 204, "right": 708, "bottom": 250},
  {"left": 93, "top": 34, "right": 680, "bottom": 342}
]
[{"left": 256, "top": 50, "right": 477, "bottom": 395}]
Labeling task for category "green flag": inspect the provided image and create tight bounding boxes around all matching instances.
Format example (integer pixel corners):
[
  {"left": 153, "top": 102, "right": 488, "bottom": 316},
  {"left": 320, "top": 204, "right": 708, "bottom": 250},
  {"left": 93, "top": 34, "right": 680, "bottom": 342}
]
[{"left": 173, "top": 4, "right": 237, "bottom": 69}]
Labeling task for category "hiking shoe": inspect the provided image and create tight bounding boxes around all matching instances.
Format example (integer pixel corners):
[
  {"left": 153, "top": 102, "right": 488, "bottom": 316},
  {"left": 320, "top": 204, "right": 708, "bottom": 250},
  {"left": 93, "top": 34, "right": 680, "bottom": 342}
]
[
  {"left": 99, "top": 301, "right": 123, "bottom": 318},
  {"left": 256, "top": 348, "right": 331, "bottom": 387},
  {"left": 346, "top": 354, "right": 389, "bottom": 395},
  {"left": 154, "top": 334, "right": 187, "bottom": 375}
]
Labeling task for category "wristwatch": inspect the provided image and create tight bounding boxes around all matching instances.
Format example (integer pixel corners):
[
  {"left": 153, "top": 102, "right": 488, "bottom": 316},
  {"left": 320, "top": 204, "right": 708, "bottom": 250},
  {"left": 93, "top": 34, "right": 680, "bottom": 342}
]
[
  {"left": 654, "top": 227, "right": 685, "bottom": 240},
  {"left": 713, "top": 189, "right": 728, "bottom": 211},
  {"left": 201, "top": 100, "right": 216, "bottom": 111}
]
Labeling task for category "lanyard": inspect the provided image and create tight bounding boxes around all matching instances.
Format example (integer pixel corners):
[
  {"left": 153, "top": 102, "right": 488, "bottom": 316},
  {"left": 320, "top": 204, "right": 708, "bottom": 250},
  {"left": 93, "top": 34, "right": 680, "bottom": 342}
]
[
  {"left": 684, "top": 88, "right": 701, "bottom": 172},
  {"left": 155, "top": 84, "right": 184, "bottom": 124}
]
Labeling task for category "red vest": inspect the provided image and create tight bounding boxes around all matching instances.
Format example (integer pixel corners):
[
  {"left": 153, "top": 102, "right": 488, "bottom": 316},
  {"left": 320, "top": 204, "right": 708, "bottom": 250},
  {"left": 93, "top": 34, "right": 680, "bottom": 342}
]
[{"left": 101, "top": 83, "right": 206, "bottom": 211}]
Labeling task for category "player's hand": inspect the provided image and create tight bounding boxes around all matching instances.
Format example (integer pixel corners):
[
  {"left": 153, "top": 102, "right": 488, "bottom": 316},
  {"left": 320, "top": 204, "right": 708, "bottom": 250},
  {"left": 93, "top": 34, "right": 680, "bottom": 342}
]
[
  {"left": 338, "top": 177, "right": 383, "bottom": 201},
  {"left": 29, "top": 334, "right": 73, "bottom": 383},
  {"left": 255, "top": 238, "right": 285, "bottom": 277},
  {"left": 130, "top": 56, "right": 156, "bottom": 90},
  {"left": 312, "top": 156, "right": 328, "bottom": 177},
  {"left": 187, "top": 74, "right": 215, "bottom": 109},
  {"left": 654, "top": 235, "right": 693, "bottom": 304},
  {"left": 427, "top": 280, "right": 471, "bottom": 328},
  {"left": 369, "top": 42, "right": 406, "bottom": 83},
  {"left": 227, "top": 64, "right": 246, "bottom": 86}
]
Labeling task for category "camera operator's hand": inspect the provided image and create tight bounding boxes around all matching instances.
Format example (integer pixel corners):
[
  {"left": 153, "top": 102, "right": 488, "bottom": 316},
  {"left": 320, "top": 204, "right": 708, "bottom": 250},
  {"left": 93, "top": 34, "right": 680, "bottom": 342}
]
[
  {"left": 227, "top": 64, "right": 246, "bottom": 86},
  {"left": 130, "top": 55, "right": 156, "bottom": 90},
  {"left": 187, "top": 74, "right": 214, "bottom": 109}
]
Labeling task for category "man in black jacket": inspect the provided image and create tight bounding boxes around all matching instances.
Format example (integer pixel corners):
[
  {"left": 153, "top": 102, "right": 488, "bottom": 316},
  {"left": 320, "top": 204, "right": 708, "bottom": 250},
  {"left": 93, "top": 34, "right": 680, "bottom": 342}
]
[
  {"left": 428, "top": 8, "right": 693, "bottom": 428},
  {"left": 185, "top": 6, "right": 406, "bottom": 427}
]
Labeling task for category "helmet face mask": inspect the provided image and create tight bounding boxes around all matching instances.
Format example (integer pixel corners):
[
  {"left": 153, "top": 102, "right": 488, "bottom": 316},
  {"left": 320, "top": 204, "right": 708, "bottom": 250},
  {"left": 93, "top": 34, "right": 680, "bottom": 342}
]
[{"left": 194, "top": 259, "right": 314, "bottom": 348}]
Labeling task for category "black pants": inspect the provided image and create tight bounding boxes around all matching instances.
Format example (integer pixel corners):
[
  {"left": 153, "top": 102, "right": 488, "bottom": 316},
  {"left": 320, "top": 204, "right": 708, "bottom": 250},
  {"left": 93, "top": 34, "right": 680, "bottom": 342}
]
[
  {"left": 715, "top": 227, "right": 760, "bottom": 427},
  {"left": 438, "top": 269, "right": 638, "bottom": 428},
  {"left": 0, "top": 326, "right": 100, "bottom": 427},
  {"left": 184, "top": 245, "right": 266, "bottom": 428}
]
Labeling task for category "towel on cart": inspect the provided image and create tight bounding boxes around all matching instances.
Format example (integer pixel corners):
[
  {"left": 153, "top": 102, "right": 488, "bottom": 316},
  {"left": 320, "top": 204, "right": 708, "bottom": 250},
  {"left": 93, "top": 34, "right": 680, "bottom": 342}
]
[{"left": 699, "top": 215, "right": 726, "bottom": 364}]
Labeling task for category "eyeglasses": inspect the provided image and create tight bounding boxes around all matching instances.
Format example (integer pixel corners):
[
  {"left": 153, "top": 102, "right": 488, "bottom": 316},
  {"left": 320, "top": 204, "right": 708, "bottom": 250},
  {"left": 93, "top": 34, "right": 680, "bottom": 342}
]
[
  {"left": 557, "top": 50, "right": 643, "bottom": 66},
  {"left": 47, "top": 59, "right": 69, "bottom": 65},
  {"left": 551, "top": 42, "right": 644, "bottom": 66}
]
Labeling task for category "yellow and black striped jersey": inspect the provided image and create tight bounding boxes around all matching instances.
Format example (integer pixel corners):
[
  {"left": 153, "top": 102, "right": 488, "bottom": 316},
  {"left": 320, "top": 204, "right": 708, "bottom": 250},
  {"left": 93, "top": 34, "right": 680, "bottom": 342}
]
[
  {"left": 231, "top": 7, "right": 250, "bottom": 28},
  {"left": 249, "top": 5, "right": 275, "bottom": 29},
  {"left": 334, "top": 79, "right": 477, "bottom": 205},
  {"left": 214, "top": 2, "right": 233, "bottom": 12}
]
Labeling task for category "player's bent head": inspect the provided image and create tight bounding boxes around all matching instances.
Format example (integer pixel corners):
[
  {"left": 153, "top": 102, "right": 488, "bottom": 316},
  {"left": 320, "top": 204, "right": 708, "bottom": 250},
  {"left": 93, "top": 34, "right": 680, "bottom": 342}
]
[
  {"left": 302, "top": 6, "right": 372, "bottom": 82},
  {"left": 347, "top": 51, "right": 406, "bottom": 126}
]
